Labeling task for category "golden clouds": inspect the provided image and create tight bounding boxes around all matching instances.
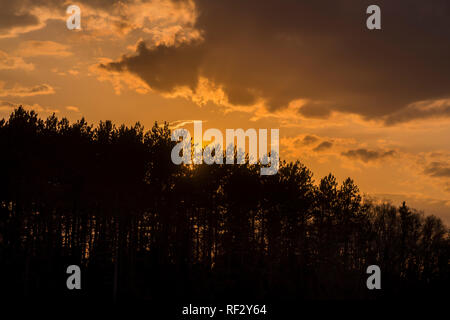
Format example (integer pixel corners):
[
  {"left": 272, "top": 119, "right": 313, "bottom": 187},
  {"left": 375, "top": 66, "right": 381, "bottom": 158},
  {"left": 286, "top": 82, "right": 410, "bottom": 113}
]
[
  {"left": 0, "top": 50, "right": 34, "bottom": 71},
  {"left": 0, "top": 0, "right": 200, "bottom": 46},
  {"left": 16, "top": 41, "right": 72, "bottom": 57},
  {"left": 0, "top": 1, "right": 62, "bottom": 38},
  {"left": 66, "top": 106, "right": 80, "bottom": 112},
  {"left": 99, "top": 0, "right": 450, "bottom": 125},
  {"left": 0, "top": 82, "right": 55, "bottom": 97},
  {"left": 0, "top": 101, "right": 59, "bottom": 114}
]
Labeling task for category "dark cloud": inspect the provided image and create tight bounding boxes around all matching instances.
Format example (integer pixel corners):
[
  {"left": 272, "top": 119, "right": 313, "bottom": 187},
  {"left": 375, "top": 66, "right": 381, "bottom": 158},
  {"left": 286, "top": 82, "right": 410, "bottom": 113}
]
[
  {"left": 0, "top": 1, "right": 39, "bottom": 31},
  {"left": 101, "top": 41, "right": 204, "bottom": 93},
  {"left": 342, "top": 148, "right": 395, "bottom": 162},
  {"left": 313, "top": 141, "right": 333, "bottom": 152},
  {"left": 424, "top": 162, "right": 450, "bottom": 178},
  {"left": 302, "top": 135, "right": 319, "bottom": 145},
  {"left": 384, "top": 99, "right": 450, "bottom": 125},
  {"left": 226, "top": 86, "right": 258, "bottom": 106},
  {"left": 101, "top": 0, "right": 450, "bottom": 121},
  {"left": 298, "top": 102, "right": 333, "bottom": 119},
  {"left": 0, "top": 83, "right": 55, "bottom": 97}
]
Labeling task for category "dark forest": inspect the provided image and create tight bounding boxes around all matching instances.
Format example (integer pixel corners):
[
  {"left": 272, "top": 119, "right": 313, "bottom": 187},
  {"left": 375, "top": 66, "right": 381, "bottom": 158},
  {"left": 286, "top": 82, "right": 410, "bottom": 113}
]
[{"left": 0, "top": 107, "right": 448, "bottom": 303}]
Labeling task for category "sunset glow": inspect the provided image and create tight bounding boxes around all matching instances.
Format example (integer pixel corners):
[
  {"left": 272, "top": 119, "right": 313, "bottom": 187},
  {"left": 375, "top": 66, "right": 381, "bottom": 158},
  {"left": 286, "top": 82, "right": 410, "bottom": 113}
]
[{"left": 1, "top": 0, "right": 449, "bottom": 224}]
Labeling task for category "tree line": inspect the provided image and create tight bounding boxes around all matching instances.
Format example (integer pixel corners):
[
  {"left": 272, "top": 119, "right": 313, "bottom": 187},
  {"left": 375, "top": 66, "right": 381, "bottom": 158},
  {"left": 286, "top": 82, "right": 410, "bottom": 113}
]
[{"left": 0, "top": 107, "right": 448, "bottom": 302}]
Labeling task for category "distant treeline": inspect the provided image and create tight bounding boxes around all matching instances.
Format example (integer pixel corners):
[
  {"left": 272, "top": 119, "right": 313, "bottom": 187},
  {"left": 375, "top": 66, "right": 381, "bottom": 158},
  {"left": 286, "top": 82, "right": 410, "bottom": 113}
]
[{"left": 0, "top": 107, "right": 448, "bottom": 302}]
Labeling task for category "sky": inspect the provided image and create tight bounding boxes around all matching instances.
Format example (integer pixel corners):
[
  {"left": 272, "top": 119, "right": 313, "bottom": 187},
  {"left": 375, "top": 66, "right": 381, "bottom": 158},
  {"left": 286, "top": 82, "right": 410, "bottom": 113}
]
[{"left": 1, "top": 0, "right": 449, "bottom": 224}]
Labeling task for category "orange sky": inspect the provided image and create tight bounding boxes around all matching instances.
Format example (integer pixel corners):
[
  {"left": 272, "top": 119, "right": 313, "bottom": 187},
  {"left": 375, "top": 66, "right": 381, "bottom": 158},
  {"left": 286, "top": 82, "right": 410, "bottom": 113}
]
[{"left": 1, "top": 0, "right": 449, "bottom": 224}]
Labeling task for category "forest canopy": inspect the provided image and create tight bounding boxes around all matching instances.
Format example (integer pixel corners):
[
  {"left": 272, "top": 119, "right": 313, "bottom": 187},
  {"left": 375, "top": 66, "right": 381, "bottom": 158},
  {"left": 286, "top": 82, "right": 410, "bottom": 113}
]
[{"left": 0, "top": 107, "right": 448, "bottom": 301}]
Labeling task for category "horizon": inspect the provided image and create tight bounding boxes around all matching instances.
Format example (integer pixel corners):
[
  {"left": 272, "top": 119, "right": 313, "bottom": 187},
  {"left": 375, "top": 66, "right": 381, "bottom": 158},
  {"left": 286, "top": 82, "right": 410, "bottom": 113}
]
[{"left": 2, "top": 105, "right": 448, "bottom": 224}]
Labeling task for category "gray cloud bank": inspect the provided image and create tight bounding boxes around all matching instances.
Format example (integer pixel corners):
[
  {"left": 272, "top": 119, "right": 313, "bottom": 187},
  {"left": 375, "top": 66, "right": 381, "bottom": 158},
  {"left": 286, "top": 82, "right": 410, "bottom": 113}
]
[
  {"left": 313, "top": 141, "right": 333, "bottom": 152},
  {"left": 342, "top": 148, "right": 395, "bottom": 162},
  {"left": 424, "top": 162, "right": 450, "bottom": 178}
]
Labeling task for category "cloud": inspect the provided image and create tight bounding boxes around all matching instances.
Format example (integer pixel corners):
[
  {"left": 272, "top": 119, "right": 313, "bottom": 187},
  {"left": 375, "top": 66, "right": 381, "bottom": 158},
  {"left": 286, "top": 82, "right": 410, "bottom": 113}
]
[
  {"left": 342, "top": 148, "right": 395, "bottom": 163},
  {"left": 0, "top": 1, "right": 40, "bottom": 37},
  {"left": 0, "top": 101, "right": 59, "bottom": 114},
  {"left": 298, "top": 102, "right": 333, "bottom": 119},
  {"left": 313, "top": 141, "right": 333, "bottom": 152},
  {"left": 16, "top": 41, "right": 72, "bottom": 57},
  {"left": 384, "top": 99, "right": 450, "bottom": 125},
  {"left": 5, "top": 0, "right": 450, "bottom": 124},
  {"left": 169, "top": 119, "right": 204, "bottom": 129},
  {"left": 424, "top": 162, "right": 450, "bottom": 178},
  {"left": 99, "top": 0, "right": 450, "bottom": 121},
  {"left": 0, "top": 0, "right": 199, "bottom": 41},
  {"left": 301, "top": 135, "right": 319, "bottom": 145},
  {"left": 0, "top": 50, "right": 34, "bottom": 71},
  {"left": 90, "top": 57, "right": 151, "bottom": 95},
  {"left": 66, "top": 106, "right": 80, "bottom": 112},
  {"left": 0, "top": 82, "right": 55, "bottom": 97},
  {"left": 100, "top": 41, "right": 203, "bottom": 93},
  {"left": 0, "top": 1, "right": 63, "bottom": 38}
]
